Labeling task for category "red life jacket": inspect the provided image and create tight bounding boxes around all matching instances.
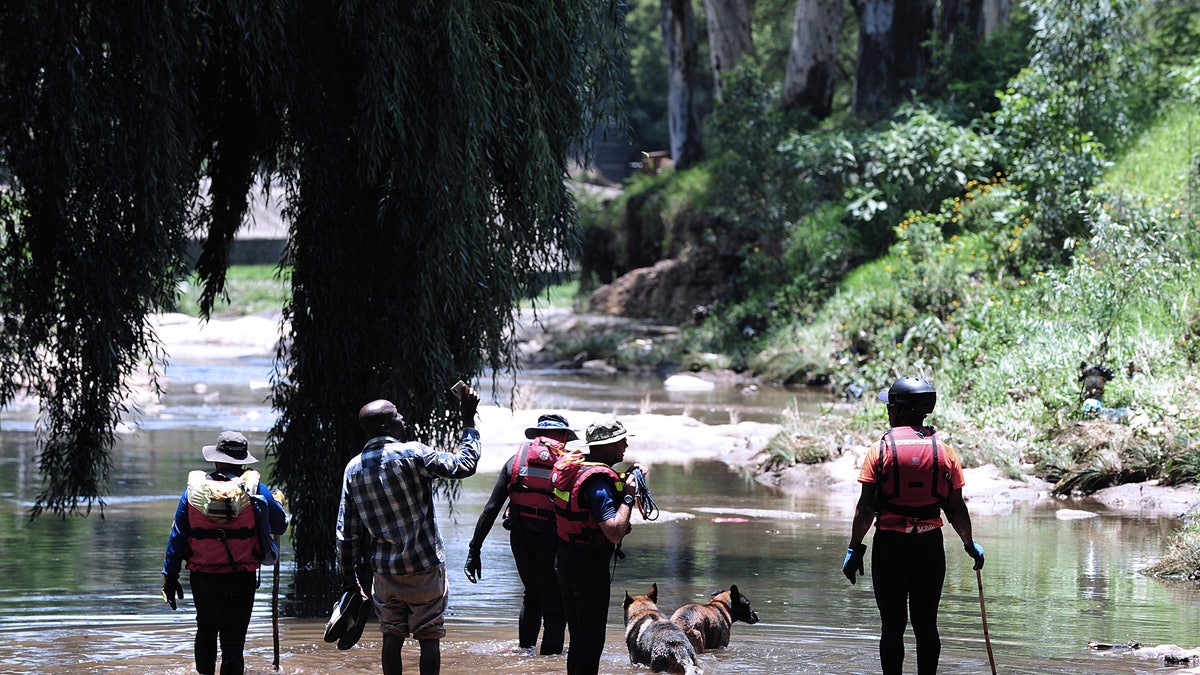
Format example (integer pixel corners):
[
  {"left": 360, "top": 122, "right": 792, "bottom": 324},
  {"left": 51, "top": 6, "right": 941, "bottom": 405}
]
[
  {"left": 875, "top": 426, "right": 952, "bottom": 533},
  {"left": 551, "top": 452, "right": 625, "bottom": 547},
  {"left": 506, "top": 437, "right": 566, "bottom": 522},
  {"left": 185, "top": 470, "right": 263, "bottom": 573}
]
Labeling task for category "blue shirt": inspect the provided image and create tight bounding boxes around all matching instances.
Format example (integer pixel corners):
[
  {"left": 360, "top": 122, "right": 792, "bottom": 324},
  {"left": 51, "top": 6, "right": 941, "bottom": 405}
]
[
  {"left": 581, "top": 475, "right": 619, "bottom": 523},
  {"left": 337, "top": 428, "right": 480, "bottom": 583}
]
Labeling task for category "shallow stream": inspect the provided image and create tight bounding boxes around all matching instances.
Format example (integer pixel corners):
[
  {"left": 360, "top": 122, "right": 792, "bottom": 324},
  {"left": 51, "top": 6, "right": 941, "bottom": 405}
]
[{"left": 2, "top": 354, "right": 1198, "bottom": 674}]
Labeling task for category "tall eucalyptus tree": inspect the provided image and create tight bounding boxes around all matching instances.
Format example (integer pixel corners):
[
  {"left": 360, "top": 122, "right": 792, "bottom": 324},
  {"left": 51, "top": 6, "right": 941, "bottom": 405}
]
[
  {"left": 851, "top": 0, "right": 937, "bottom": 118},
  {"left": 703, "top": 0, "right": 757, "bottom": 101},
  {"left": 0, "top": 0, "right": 625, "bottom": 606},
  {"left": 782, "top": 0, "right": 844, "bottom": 118},
  {"left": 662, "top": 0, "right": 706, "bottom": 168}
]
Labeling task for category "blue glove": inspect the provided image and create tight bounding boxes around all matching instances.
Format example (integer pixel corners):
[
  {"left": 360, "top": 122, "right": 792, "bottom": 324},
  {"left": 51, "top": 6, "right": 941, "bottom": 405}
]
[
  {"left": 965, "top": 541, "right": 985, "bottom": 570},
  {"left": 843, "top": 543, "right": 867, "bottom": 584}
]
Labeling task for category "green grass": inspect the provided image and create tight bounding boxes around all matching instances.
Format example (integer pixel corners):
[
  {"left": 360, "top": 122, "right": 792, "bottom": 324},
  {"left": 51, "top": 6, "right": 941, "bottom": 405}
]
[
  {"left": 174, "top": 269, "right": 580, "bottom": 318},
  {"left": 521, "top": 280, "right": 580, "bottom": 310},
  {"left": 1104, "top": 100, "right": 1200, "bottom": 198},
  {"left": 173, "top": 265, "right": 289, "bottom": 318}
]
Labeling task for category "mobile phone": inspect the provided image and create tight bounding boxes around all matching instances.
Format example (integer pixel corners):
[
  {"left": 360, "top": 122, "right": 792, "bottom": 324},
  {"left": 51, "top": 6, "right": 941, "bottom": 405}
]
[{"left": 450, "top": 380, "right": 468, "bottom": 400}]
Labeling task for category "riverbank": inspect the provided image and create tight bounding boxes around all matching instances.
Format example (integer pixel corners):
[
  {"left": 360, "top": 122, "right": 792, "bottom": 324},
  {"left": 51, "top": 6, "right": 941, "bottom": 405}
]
[{"left": 145, "top": 311, "right": 1200, "bottom": 521}]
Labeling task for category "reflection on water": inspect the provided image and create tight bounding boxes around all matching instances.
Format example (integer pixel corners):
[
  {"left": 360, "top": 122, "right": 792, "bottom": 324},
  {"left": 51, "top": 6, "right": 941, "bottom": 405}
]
[{"left": 3, "top": 357, "right": 1200, "bottom": 673}]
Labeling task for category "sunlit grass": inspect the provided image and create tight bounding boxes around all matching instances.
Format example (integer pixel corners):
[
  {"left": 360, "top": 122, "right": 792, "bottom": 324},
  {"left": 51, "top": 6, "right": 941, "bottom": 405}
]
[
  {"left": 1104, "top": 100, "right": 1200, "bottom": 198},
  {"left": 521, "top": 280, "right": 580, "bottom": 310},
  {"left": 173, "top": 264, "right": 289, "bottom": 318}
]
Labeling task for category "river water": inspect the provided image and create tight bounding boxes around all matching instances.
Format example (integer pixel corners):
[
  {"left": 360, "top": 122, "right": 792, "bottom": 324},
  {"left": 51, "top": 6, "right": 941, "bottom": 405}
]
[{"left": 2, "top": 353, "right": 1199, "bottom": 674}]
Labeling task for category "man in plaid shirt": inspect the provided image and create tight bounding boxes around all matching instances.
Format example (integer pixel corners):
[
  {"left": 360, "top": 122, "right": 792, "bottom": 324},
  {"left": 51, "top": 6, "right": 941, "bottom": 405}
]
[{"left": 337, "top": 386, "right": 482, "bottom": 675}]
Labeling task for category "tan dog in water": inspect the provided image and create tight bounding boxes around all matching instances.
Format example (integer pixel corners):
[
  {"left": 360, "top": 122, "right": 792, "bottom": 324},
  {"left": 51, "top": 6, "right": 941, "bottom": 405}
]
[
  {"left": 623, "top": 583, "right": 702, "bottom": 674},
  {"left": 670, "top": 584, "right": 760, "bottom": 653}
]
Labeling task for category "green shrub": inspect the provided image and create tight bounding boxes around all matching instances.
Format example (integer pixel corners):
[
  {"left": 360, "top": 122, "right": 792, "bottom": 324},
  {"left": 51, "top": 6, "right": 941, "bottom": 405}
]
[{"left": 993, "top": 0, "right": 1149, "bottom": 258}]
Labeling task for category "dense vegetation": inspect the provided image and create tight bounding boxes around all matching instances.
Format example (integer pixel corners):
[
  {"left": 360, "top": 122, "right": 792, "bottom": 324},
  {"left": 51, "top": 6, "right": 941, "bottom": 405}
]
[{"left": 579, "top": 0, "right": 1200, "bottom": 572}]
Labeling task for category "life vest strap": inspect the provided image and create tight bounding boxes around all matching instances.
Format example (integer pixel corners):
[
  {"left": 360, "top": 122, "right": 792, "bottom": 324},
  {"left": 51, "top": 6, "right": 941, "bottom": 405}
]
[
  {"left": 881, "top": 503, "right": 942, "bottom": 519},
  {"left": 191, "top": 527, "right": 256, "bottom": 540},
  {"left": 509, "top": 503, "right": 554, "bottom": 521}
]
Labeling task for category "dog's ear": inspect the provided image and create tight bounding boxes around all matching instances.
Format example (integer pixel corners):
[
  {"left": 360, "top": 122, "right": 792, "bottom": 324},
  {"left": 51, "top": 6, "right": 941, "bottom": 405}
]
[
  {"left": 624, "top": 592, "right": 633, "bottom": 609},
  {"left": 649, "top": 582, "right": 658, "bottom": 602},
  {"left": 730, "top": 584, "right": 740, "bottom": 599}
]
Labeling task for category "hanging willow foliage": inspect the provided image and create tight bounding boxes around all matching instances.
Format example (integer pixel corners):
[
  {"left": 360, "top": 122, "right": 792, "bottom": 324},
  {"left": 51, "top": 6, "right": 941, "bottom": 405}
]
[
  {"left": 0, "top": 0, "right": 625, "bottom": 609},
  {"left": 0, "top": 3, "right": 200, "bottom": 515}
]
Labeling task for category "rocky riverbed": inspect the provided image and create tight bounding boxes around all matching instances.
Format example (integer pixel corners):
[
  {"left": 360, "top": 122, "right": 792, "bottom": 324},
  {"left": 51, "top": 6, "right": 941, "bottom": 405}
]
[{"left": 142, "top": 310, "right": 1200, "bottom": 521}]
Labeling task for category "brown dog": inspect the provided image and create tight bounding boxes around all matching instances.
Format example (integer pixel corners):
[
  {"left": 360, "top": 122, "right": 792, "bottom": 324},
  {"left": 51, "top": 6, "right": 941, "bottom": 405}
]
[
  {"left": 670, "top": 584, "right": 759, "bottom": 653},
  {"left": 624, "top": 583, "right": 703, "bottom": 674}
]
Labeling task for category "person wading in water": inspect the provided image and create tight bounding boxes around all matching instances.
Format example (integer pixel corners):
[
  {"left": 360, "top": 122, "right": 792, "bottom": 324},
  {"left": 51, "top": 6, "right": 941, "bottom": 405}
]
[
  {"left": 161, "top": 431, "right": 288, "bottom": 675},
  {"left": 464, "top": 413, "right": 576, "bottom": 655},
  {"left": 337, "top": 388, "right": 481, "bottom": 675},
  {"left": 843, "top": 376, "right": 985, "bottom": 675},
  {"left": 552, "top": 418, "right": 645, "bottom": 675}
]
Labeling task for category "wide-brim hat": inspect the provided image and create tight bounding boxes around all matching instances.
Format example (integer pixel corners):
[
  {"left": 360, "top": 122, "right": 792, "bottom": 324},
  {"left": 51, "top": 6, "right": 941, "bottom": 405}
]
[
  {"left": 201, "top": 430, "right": 258, "bottom": 465},
  {"left": 323, "top": 590, "right": 364, "bottom": 644},
  {"left": 524, "top": 413, "right": 579, "bottom": 442},
  {"left": 584, "top": 419, "right": 635, "bottom": 448}
]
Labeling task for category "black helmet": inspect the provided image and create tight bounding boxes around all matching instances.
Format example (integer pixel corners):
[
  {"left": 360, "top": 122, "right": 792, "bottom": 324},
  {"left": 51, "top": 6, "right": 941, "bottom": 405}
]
[{"left": 877, "top": 376, "right": 937, "bottom": 414}]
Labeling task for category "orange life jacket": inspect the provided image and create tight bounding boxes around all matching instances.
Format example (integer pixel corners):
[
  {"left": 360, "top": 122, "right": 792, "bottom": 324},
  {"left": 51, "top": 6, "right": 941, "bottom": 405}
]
[
  {"left": 551, "top": 452, "right": 625, "bottom": 547},
  {"left": 507, "top": 437, "right": 566, "bottom": 522},
  {"left": 185, "top": 470, "right": 263, "bottom": 573},
  {"left": 875, "top": 426, "right": 952, "bottom": 533}
]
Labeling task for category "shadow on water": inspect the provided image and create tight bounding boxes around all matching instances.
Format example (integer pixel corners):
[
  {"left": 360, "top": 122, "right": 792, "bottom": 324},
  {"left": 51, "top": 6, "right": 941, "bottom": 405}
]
[{"left": 2, "top": 357, "right": 1200, "bottom": 673}]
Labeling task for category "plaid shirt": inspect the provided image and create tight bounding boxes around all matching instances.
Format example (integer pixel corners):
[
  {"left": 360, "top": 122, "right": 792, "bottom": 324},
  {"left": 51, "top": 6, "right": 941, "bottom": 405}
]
[{"left": 337, "top": 428, "right": 480, "bottom": 583}]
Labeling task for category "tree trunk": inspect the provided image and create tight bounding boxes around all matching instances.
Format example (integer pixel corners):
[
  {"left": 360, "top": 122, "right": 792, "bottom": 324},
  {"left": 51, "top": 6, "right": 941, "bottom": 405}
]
[
  {"left": 979, "top": 0, "right": 1011, "bottom": 39},
  {"left": 662, "top": 0, "right": 705, "bottom": 169},
  {"left": 938, "top": 0, "right": 1009, "bottom": 52},
  {"left": 782, "top": 0, "right": 843, "bottom": 119},
  {"left": 851, "top": 0, "right": 935, "bottom": 119},
  {"left": 702, "top": 0, "right": 756, "bottom": 102}
]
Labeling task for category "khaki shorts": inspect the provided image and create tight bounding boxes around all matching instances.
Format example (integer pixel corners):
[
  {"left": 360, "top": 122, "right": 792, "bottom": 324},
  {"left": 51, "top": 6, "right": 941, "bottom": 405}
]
[{"left": 372, "top": 563, "right": 448, "bottom": 640}]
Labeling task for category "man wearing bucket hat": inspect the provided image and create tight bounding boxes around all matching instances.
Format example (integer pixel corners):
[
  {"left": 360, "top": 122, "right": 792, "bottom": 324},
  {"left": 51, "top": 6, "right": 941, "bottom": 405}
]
[
  {"left": 161, "top": 431, "right": 288, "bottom": 675},
  {"left": 551, "top": 418, "right": 644, "bottom": 675},
  {"left": 337, "top": 386, "right": 482, "bottom": 675},
  {"left": 464, "top": 413, "right": 577, "bottom": 655},
  {"left": 843, "top": 376, "right": 984, "bottom": 675}
]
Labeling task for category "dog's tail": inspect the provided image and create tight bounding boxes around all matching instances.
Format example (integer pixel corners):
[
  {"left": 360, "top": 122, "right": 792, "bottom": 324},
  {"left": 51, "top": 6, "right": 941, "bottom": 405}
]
[{"left": 650, "top": 636, "right": 704, "bottom": 674}]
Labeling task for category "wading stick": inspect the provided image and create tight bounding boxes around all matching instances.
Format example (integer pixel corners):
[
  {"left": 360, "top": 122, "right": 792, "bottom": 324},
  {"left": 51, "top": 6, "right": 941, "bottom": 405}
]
[
  {"left": 272, "top": 535, "right": 281, "bottom": 671},
  {"left": 976, "top": 568, "right": 997, "bottom": 675}
]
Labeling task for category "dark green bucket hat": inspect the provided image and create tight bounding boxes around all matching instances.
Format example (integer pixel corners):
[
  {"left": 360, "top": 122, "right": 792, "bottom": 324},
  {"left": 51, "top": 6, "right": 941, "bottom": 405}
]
[{"left": 584, "top": 419, "right": 634, "bottom": 448}]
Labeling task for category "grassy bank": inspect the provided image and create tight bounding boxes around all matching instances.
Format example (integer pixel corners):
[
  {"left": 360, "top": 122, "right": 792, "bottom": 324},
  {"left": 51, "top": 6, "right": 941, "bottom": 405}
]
[{"left": 172, "top": 265, "right": 290, "bottom": 318}]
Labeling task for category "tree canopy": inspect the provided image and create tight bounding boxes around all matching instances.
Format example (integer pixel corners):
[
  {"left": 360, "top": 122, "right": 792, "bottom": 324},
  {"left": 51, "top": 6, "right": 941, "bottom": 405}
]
[{"left": 0, "top": 0, "right": 624, "bottom": 605}]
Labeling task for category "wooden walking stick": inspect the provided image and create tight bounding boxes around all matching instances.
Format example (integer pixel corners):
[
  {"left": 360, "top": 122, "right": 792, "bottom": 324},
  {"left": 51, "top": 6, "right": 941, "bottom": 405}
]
[
  {"left": 976, "top": 568, "right": 997, "bottom": 675},
  {"left": 272, "top": 535, "right": 281, "bottom": 671}
]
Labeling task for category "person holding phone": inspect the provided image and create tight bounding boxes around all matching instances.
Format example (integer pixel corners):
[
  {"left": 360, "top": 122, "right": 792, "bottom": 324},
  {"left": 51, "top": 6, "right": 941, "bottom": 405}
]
[{"left": 336, "top": 385, "right": 482, "bottom": 675}]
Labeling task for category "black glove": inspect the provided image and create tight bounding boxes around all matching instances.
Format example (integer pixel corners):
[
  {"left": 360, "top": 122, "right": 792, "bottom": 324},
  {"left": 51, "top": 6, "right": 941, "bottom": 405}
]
[
  {"left": 465, "top": 548, "right": 482, "bottom": 583},
  {"left": 162, "top": 574, "right": 184, "bottom": 610},
  {"left": 842, "top": 543, "right": 867, "bottom": 584},
  {"left": 460, "top": 390, "right": 479, "bottom": 423},
  {"left": 965, "top": 541, "right": 985, "bottom": 570}
]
